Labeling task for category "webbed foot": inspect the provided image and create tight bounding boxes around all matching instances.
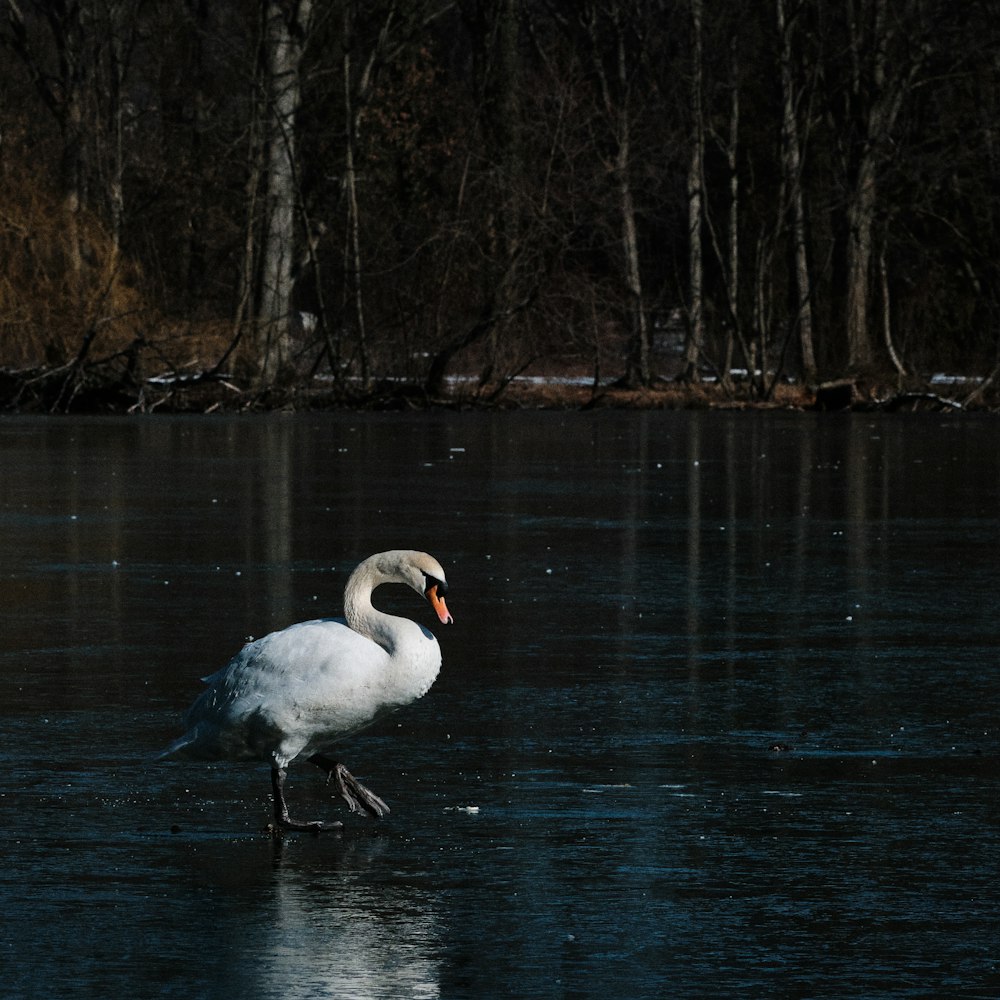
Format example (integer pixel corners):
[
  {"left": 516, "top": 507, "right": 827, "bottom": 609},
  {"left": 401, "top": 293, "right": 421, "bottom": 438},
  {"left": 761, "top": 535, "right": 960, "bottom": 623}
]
[
  {"left": 270, "top": 765, "right": 344, "bottom": 833},
  {"left": 308, "top": 755, "right": 390, "bottom": 819}
]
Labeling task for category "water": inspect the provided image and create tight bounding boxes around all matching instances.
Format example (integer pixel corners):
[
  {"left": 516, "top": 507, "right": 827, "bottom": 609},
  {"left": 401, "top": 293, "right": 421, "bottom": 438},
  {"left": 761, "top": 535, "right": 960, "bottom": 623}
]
[{"left": 1, "top": 412, "right": 998, "bottom": 998}]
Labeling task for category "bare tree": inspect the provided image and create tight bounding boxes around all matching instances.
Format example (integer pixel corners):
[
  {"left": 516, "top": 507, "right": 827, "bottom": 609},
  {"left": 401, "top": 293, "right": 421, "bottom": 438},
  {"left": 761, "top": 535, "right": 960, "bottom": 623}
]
[
  {"left": 476, "top": 0, "right": 526, "bottom": 390},
  {"left": 700, "top": 28, "right": 754, "bottom": 392},
  {"left": 721, "top": 36, "right": 742, "bottom": 387},
  {"left": 425, "top": 0, "right": 535, "bottom": 397},
  {"left": 3, "top": 0, "right": 88, "bottom": 282},
  {"left": 841, "top": 0, "right": 929, "bottom": 371},
  {"left": 336, "top": 1, "right": 448, "bottom": 387},
  {"left": 682, "top": 0, "right": 705, "bottom": 382},
  {"left": 256, "top": 0, "right": 313, "bottom": 382},
  {"left": 338, "top": 0, "right": 394, "bottom": 386},
  {"left": 776, "top": 0, "right": 816, "bottom": 380},
  {"left": 584, "top": 0, "right": 650, "bottom": 387}
]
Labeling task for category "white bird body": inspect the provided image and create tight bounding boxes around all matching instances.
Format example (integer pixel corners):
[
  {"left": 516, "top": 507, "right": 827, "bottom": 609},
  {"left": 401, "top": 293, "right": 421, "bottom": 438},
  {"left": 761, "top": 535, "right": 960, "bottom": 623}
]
[
  {"left": 166, "top": 615, "right": 442, "bottom": 766},
  {"left": 160, "top": 550, "right": 453, "bottom": 830}
]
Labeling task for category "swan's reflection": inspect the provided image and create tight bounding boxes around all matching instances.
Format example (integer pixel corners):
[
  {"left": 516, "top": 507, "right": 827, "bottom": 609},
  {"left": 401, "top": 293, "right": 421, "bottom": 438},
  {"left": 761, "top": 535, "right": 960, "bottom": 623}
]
[{"left": 249, "top": 835, "right": 441, "bottom": 999}]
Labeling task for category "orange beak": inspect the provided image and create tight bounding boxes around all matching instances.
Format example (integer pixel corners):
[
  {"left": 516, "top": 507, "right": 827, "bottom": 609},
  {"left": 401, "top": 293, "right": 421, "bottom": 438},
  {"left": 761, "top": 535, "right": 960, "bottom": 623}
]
[{"left": 426, "top": 583, "right": 453, "bottom": 625}]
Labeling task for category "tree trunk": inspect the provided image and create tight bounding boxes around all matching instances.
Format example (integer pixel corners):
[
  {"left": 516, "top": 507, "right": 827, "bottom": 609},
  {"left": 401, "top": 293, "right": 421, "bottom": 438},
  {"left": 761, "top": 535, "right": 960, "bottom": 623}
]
[
  {"left": 722, "top": 36, "right": 742, "bottom": 389},
  {"left": 257, "top": 0, "right": 312, "bottom": 383},
  {"left": 342, "top": 4, "right": 369, "bottom": 387},
  {"left": 842, "top": 0, "right": 928, "bottom": 372},
  {"left": 616, "top": 30, "right": 649, "bottom": 388},
  {"left": 702, "top": 33, "right": 755, "bottom": 393},
  {"left": 879, "top": 244, "right": 906, "bottom": 376},
  {"left": 845, "top": 156, "right": 877, "bottom": 369},
  {"left": 477, "top": 0, "right": 523, "bottom": 388},
  {"left": 337, "top": 2, "right": 402, "bottom": 387},
  {"left": 61, "top": 71, "right": 85, "bottom": 288},
  {"left": 183, "top": 0, "right": 211, "bottom": 312},
  {"left": 587, "top": 1, "right": 649, "bottom": 387},
  {"left": 5, "top": 1, "right": 88, "bottom": 290},
  {"left": 776, "top": 0, "right": 816, "bottom": 380},
  {"left": 683, "top": 0, "right": 705, "bottom": 382},
  {"left": 98, "top": 0, "right": 140, "bottom": 267}
]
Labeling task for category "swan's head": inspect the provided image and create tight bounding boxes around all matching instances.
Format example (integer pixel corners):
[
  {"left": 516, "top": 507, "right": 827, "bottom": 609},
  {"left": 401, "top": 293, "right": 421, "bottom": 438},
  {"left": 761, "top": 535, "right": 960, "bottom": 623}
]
[{"left": 375, "top": 550, "right": 454, "bottom": 626}]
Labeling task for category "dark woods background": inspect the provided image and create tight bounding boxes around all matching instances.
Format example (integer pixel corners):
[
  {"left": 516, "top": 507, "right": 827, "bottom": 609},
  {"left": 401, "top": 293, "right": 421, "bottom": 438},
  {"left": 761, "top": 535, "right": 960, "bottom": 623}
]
[{"left": 1, "top": 0, "right": 998, "bottom": 408}]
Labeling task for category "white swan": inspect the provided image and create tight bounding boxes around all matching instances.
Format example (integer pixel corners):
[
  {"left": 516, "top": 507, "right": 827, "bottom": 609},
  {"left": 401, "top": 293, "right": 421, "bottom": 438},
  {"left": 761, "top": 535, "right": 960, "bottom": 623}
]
[{"left": 159, "top": 550, "right": 453, "bottom": 832}]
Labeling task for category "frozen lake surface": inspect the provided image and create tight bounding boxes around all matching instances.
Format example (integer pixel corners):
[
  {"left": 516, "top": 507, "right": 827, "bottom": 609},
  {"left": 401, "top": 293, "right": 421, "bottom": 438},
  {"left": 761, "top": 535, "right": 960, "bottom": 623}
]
[{"left": 1, "top": 411, "right": 998, "bottom": 998}]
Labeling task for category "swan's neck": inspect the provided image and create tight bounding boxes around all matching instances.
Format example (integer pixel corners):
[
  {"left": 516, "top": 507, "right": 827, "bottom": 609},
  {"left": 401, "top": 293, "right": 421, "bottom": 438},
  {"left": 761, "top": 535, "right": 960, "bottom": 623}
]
[{"left": 342, "top": 558, "right": 409, "bottom": 654}]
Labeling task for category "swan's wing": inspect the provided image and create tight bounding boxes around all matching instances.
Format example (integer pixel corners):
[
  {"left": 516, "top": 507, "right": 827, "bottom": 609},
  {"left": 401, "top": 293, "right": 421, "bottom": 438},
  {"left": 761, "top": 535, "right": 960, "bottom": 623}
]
[{"left": 165, "top": 619, "right": 390, "bottom": 762}]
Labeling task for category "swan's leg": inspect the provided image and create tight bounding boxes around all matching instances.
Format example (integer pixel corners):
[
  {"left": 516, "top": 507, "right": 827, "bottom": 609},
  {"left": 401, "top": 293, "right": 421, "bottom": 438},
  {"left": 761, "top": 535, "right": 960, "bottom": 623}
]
[
  {"left": 269, "top": 765, "right": 338, "bottom": 832},
  {"left": 308, "top": 754, "right": 390, "bottom": 818}
]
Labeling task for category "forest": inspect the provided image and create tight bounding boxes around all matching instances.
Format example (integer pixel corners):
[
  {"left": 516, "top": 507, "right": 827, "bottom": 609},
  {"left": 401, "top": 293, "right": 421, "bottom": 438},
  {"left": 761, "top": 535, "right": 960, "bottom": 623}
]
[{"left": 1, "top": 0, "right": 998, "bottom": 411}]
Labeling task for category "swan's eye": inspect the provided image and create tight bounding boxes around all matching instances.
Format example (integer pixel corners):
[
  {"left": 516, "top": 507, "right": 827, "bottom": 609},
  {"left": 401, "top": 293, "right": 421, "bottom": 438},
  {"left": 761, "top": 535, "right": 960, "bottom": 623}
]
[{"left": 424, "top": 574, "right": 447, "bottom": 596}]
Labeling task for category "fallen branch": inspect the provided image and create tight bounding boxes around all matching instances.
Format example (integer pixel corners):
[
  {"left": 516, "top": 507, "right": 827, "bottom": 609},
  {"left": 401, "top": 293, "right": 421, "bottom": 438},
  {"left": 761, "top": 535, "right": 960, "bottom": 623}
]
[{"left": 871, "top": 391, "right": 963, "bottom": 412}]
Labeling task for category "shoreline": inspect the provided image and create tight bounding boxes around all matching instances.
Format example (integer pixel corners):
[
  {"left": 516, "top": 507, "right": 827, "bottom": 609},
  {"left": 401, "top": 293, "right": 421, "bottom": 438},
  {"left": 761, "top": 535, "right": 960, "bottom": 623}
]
[{"left": 1, "top": 365, "right": 995, "bottom": 415}]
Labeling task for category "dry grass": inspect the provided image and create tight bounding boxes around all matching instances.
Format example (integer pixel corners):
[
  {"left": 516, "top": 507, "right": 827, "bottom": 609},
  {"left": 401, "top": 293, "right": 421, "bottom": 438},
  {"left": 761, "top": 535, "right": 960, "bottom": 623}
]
[
  {"left": 0, "top": 158, "right": 256, "bottom": 389},
  {"left": 0, "top": 167, "right": 150, "bottom": 368}
]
